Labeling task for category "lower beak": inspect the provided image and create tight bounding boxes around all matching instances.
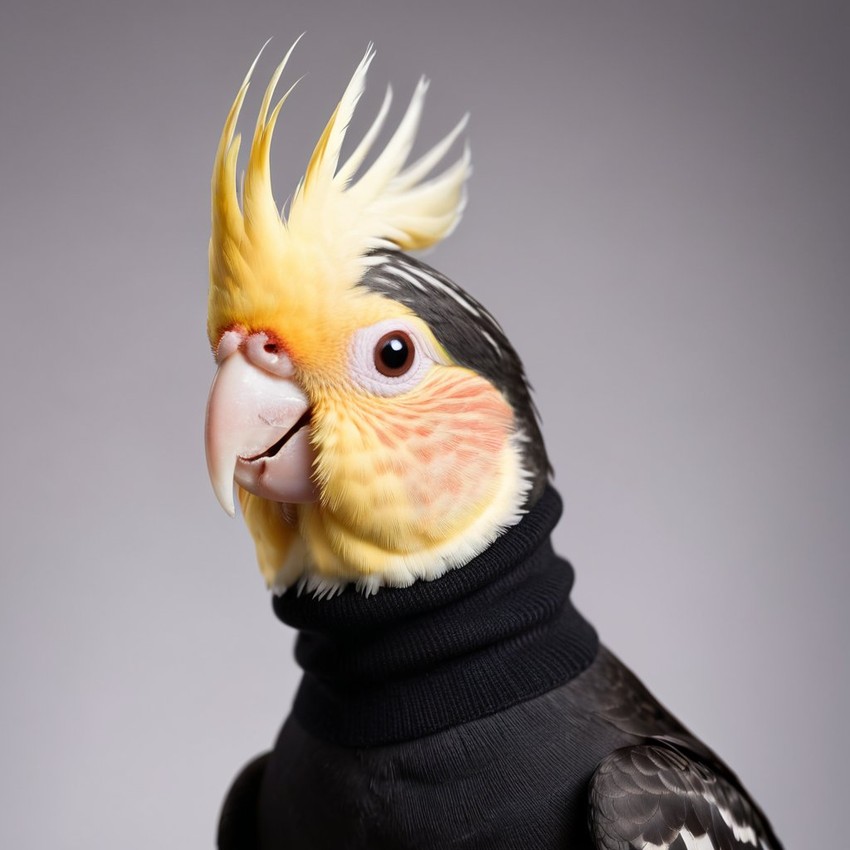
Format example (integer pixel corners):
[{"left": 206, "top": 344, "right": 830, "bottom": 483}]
[{"left": 204, "top": 350, "right": 317, "bottom": 516}]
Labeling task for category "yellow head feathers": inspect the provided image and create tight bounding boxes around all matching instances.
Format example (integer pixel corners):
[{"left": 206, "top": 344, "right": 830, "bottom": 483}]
[{"left": 208, "top": 39, "right": 471, "bottom": 347}]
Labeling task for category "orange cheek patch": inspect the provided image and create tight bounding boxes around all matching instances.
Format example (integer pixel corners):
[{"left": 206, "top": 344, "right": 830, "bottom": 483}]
[
  {"left": 396, "top": 375, "right": 515, "bottom": 533},
  {"left": 316, "top": 370, "right": 516, "bottom": 551},
  {"left": 443, "top": 471, "right": 464, "bottom": 496},
  {"left": 416, "top": 444, "right": 437, "bottom": 464},
  {"left": 369, "top": 421, "right": 394, "bottom": 448}
]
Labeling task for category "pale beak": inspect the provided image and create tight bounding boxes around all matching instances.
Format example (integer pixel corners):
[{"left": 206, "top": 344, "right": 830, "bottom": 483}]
[{"left": 204, "top": 348, "right": 317, "bottom": 516}]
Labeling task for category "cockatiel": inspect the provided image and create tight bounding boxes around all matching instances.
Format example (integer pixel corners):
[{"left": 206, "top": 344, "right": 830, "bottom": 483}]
[{"left": 205, "top": 41, "right": 783, "bottom": 850}]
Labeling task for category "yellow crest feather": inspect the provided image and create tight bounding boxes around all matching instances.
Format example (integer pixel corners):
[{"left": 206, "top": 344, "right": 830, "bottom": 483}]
[{"left": 208, "top": 39, "right": 471, "bottom": 344}]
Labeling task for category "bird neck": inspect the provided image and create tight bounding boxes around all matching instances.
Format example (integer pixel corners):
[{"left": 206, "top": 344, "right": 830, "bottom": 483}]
[{"left": 272, "top": 487, "right": 599, "bottom": 746}]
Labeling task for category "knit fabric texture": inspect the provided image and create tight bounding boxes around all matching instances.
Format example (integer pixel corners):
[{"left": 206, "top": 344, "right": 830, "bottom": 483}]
[{"left": 272, "top": 486, "right": 599, "bottom": 746}]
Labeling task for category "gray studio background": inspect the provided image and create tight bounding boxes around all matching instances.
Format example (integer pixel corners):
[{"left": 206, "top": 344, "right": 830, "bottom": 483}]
[{"left": 1, "top": 1, "right": 847, "bottom": 847}]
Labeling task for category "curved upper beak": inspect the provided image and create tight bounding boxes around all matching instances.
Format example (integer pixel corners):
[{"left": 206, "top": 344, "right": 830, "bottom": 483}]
[{"left": 204, "top": 349, "right": 317, "bottom": 516}]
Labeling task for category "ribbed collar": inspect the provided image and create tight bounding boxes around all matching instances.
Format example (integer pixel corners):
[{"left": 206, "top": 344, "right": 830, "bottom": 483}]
[{"left": 273, "top": 487, "right": 598, "bottom": 747}]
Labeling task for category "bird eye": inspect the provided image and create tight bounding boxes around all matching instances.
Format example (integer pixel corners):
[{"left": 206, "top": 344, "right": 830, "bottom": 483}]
[
  {"left": 349, "top": 319, "right": 440, "bottom": 397},
  {"left": 374, "top": 331, "right": 415, "bottom": 377}
]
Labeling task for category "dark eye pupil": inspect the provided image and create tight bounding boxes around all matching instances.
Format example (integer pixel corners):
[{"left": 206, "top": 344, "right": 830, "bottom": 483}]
[
  {"left": 374, "top": 331, "right": 415, "bottom": 376},
  {"left": 381, "top": 337, "right": 408, "bottom": 369}
]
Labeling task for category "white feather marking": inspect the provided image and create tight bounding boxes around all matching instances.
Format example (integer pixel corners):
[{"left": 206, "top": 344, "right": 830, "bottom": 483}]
[
  {"left": 381, "top": 272, "right": 418, "bottom": 292},
  {"left": 706, "top": 792, "right": 759, "bottom": 846},
  {"left": 361, "top": 252, "right": 389, "bottom": 268},
  {"left": 395, "top": 263, "right": 482, "bottom": 318},
  {"left": 480, "top": 329, "right": 502, "bottom": 354},
  {"left": 644, "top": 830, "right": 715, "bottom": 850},
  {"left": 681, "top": 831, "right": 716, "bottom": 850},
  {"left": 381, "top": 265, "right": 430, "bottom": 293},
  {"left": 401, "top": 258, "right": 491, "bottom": 317}
]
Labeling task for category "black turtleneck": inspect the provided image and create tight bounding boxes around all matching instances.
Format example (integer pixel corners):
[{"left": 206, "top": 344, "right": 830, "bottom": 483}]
[
  {"left": 272, "top": 487, "right": 599, "bottom": 747},
  {"left": 219, "top": 488, "right": 782, "bottom": 850}
]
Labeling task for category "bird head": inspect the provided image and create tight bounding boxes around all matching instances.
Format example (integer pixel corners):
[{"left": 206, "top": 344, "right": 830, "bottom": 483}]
[{"left": 205, "top": 41, "right": 549, "bottom": 595}]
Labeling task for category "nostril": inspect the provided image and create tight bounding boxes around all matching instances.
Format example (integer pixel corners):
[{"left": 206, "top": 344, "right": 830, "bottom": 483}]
[{"left": 244, "top": 332, "right": 295, "bottom": 377}]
